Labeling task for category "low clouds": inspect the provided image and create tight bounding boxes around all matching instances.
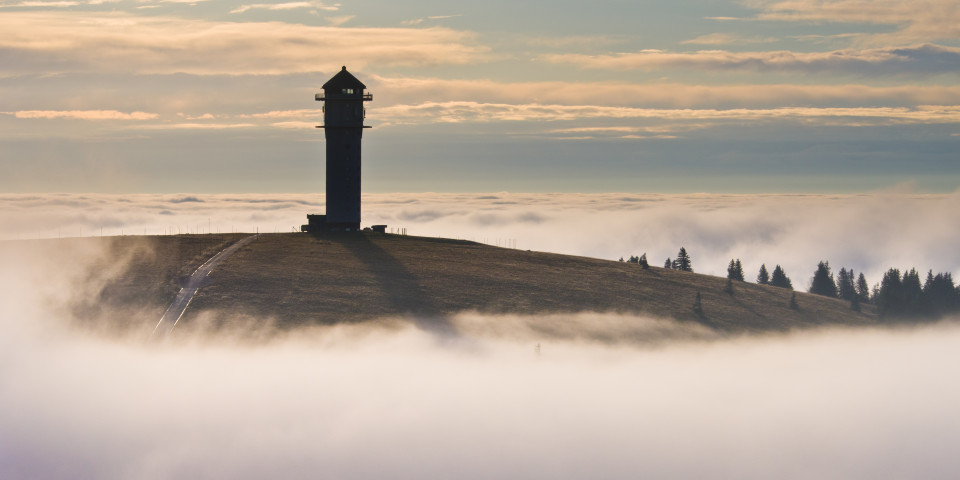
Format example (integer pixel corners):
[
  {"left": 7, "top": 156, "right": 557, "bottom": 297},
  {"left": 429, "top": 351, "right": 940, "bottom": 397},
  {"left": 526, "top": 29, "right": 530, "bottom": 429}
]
[
  {"left": 544, "top": 44, "right": 960, "bottom": 75},
  {"left": 3, "top": 191, "right": 959, "bottom": 291},
  {"left": 2, "top": 237, "right": 960, "bottom": 479}
]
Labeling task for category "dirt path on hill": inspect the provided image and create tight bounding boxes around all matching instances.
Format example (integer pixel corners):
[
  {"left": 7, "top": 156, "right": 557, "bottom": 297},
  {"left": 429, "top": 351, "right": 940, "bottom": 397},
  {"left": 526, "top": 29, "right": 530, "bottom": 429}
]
[{"left": 151, "top": 234, "right": 259, "bottom": 338}]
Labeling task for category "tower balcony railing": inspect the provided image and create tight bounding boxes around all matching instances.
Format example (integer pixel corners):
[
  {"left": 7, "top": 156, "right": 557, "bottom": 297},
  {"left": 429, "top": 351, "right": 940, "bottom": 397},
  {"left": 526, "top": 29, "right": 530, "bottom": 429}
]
[{"left": 316, "top": 93, "right": 373, "bottom": 101}]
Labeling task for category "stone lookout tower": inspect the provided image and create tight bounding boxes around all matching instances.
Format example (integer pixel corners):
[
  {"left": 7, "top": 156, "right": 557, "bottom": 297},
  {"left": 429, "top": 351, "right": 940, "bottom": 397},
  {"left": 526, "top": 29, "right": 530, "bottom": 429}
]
[{"left": 302, "top": 66, "right": 372, "bottom": 233}]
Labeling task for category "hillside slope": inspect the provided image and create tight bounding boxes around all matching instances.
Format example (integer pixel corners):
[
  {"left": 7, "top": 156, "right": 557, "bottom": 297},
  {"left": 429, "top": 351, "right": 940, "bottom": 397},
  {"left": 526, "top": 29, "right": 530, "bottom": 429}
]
[{"left": 184, "top": 232, "right": 876, "bottom": 331}]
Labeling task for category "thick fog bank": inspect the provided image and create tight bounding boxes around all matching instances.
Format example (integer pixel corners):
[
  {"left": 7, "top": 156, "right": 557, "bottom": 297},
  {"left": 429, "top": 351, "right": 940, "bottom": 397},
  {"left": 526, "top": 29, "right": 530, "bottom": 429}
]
[{"left": 2, "top": 239, "right": 960, "bottom": 479}]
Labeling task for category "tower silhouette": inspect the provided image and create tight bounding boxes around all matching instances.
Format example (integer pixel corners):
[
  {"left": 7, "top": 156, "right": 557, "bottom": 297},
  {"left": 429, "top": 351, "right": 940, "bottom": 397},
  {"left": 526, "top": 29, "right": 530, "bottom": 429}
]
[{"left": 303, "top": 66, "right": 372, "bottom": 232}]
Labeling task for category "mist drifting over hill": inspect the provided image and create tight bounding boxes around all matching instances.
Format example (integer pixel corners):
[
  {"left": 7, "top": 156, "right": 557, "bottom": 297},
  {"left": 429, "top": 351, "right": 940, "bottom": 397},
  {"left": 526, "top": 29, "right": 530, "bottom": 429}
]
[{"left": 2, "top": 226, "right": 960, "bottom": 479}]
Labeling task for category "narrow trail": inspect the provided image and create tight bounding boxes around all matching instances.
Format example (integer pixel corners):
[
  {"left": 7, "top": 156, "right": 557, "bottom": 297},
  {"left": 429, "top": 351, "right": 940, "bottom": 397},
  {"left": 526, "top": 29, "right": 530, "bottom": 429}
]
[{"left": 151, "top": 234, "right": 258, "bottom": 339}]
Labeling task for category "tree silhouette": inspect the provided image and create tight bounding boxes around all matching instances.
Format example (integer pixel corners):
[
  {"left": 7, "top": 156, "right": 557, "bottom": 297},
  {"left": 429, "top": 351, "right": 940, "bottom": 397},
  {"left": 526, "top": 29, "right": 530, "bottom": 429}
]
[
  {"left": 856, "top": 273, "right": 870, "bottom": 303},
  {"left": 902, "top": 268, "right": 923, "bottom": 314},
  {"left": 673, "top": 247, "right": 693, "bottom": 272},
  {"left": 770, "top": 265, "right": 793, "bottom": 289},
  {"left": 877, "top": 268, "right": 903, "bottom": 318},
  {"left": 837, "top": 267, "right": 856, "bottom": 301},
  {"left": 639, "top": 253, "right": 649, "bottom": 269},
  {"left": 664, "top": 257, "right": 672, "bottom": 269},
  {"left": 757, "top": 264, "right": 769, "bottom": 285},
  {"left": 923, "top": 271, "right": 959, "bottom": 316},
  {"left": 727, "top": 259, "right": 744, "bottom": 281},
  {"left": 809, "top": 261, "right": 838, "bottom": 298},
  {"left": 877, "top": 268, "right": 960, "bottom": 319}
]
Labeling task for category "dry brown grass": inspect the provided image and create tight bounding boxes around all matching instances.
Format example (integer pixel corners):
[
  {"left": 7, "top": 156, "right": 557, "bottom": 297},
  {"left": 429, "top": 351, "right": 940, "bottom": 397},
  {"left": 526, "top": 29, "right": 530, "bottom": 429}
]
[{"left": 183, "top": 232, "right": 877, "bottom": 332}]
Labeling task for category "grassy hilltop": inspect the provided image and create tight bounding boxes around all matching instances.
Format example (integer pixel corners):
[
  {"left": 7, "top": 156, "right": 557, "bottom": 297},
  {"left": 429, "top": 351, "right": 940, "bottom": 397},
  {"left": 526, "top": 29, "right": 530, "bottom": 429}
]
[
  {"left": 181, "top": 232, "right": 875, "bottom": 331},
  {"left": 4, "top": 232, "right": 876, "bottom": 332}
]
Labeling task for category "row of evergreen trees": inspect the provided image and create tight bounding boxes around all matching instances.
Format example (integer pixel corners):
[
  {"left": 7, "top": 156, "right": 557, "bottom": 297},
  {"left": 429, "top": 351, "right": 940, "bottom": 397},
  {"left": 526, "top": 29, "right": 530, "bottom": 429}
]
[
  {"left": 622, "top": 247, "right": 693, "bottom": 272},
  {"left": 753, "top": 263, "right": 794, "bottom": 289},
  {"left": 622, "top": 248, "right": 960, "bottom": 319},
  {"left": 806, "top": 261, "right": 960, "bottom": 318}
]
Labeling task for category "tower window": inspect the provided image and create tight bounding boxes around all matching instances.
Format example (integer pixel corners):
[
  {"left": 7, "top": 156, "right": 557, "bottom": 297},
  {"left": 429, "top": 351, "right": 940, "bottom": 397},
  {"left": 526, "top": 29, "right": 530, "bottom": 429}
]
[{"left": 342, "top": 88, "right": 354, "bottom": 94}]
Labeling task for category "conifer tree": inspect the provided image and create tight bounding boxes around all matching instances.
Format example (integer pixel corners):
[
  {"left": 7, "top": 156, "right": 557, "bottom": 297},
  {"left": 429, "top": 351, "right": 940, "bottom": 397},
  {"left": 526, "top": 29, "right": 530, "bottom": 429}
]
[
  {"left": 693, "top": 290, "right": 703, "bottom": 315},
  {"left": 674, "top": 247, "right": 693, "bottom": 272},
  {"left": 639, "top": 253, "right": 649, "bottom": 269},
  {"left": 664, "top": 257, "right": 672, "bottom": 269},
  {"left": 902, "top": 268, "right": 923, "bottom": 314},
  {"left": 877, "top": 268, "right": 903, "bottom": 318},
  {"left": 923, "top": 271, "right": 959, "bottom": 316},
  {"left": 770, "top": 265, "right": 793, "bottom": 289},
  {"left": 809, "top": 261, "right": 838, "bottom": 298},
  {"left": 856, "top": 272, "right": 870, "bottom": 303},
  {"left": 757, "top": 264, "right": 769, "bottom": 285},
  {"left": 837, "top": 267, "right": 856, "bottom": 301},
  {"left": 727, "top": 259, "right": 744, "bottom": 281}
]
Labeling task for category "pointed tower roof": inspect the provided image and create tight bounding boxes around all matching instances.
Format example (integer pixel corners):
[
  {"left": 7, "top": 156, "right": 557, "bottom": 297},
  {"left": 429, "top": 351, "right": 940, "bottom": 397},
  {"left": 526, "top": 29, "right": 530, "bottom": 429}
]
[{"left": 322, "top": 66, "right": 366, "bottom": 90}]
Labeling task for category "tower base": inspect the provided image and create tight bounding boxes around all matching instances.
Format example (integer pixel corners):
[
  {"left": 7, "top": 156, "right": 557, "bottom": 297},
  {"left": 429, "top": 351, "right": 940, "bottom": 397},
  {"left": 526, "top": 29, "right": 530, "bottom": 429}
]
[{"left": 301, "top": 214, "right": 360, "bottom": 233}]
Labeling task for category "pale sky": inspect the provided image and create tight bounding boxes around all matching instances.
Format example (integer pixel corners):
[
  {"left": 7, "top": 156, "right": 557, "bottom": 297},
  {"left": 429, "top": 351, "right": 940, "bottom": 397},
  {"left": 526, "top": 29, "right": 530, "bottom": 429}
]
[{"left": 1, "top": 0, "right": 959, "bottom": 193}]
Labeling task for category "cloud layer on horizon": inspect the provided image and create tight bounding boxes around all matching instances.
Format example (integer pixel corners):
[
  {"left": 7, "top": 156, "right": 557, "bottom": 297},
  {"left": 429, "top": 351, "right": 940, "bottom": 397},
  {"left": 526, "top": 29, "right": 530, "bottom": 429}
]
[{"left": 2, "top": 191, "right": 959, "bottom": 289}]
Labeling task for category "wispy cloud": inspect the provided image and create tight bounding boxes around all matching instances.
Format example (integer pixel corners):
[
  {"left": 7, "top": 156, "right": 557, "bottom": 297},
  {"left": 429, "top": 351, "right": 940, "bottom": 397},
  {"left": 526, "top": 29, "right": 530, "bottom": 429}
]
[
  {"left": 401, "top": 14, "right": 462, "bottom": 26},
  {"left": 325, "top": 14, "right": 353, "bottom": 26},
  {"left": 543, "top": 44, "right": 960, "bottom": 75},
  {"left": 0, "top": 0, "right": 80, "bottom": 6},
  {"left": 680, "top": 33, "right": 777, "bottom": 45},
  {"left": 372, "top": 101, "right": 960, "bottom": 128},
  {"left": 125, "top": 122, "right": 256, "bottom": 130},
  {"left": 370, "top": 76, "right": 960, "bottom": 108},
  {"left": 229, "top": 1, "right": 338, "bottom": 14},
  {"left": 745, "top": 0, "right": 960, "bottom": 42},
  {"left": 240, "top": 109, "right": 323, "bottom": 119},
  {"left": 0, "top": 11, "right": 490, "bottom": 75},
  {"left": 4, "top": 110, "right": 158, "bottom": 120}
]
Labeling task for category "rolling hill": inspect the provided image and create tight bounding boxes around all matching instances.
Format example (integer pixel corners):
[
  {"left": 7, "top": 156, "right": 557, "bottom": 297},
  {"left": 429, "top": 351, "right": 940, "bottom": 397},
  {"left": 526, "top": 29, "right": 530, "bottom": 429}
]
[
  {"left": 4, "top": 232, "right": 877, "bottom": 334},
  {"left": 183, "top": 232, "right": 875, "bottom": 331}
]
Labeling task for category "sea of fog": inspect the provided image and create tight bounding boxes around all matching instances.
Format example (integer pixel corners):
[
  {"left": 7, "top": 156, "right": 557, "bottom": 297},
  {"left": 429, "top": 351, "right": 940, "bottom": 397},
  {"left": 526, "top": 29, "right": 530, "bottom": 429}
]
[
  {"left": 2, "top": 203, "right": 960, "bottom": 479},
  {"left": 2, "top": 189, "right": 959, "bottom": 287}
]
